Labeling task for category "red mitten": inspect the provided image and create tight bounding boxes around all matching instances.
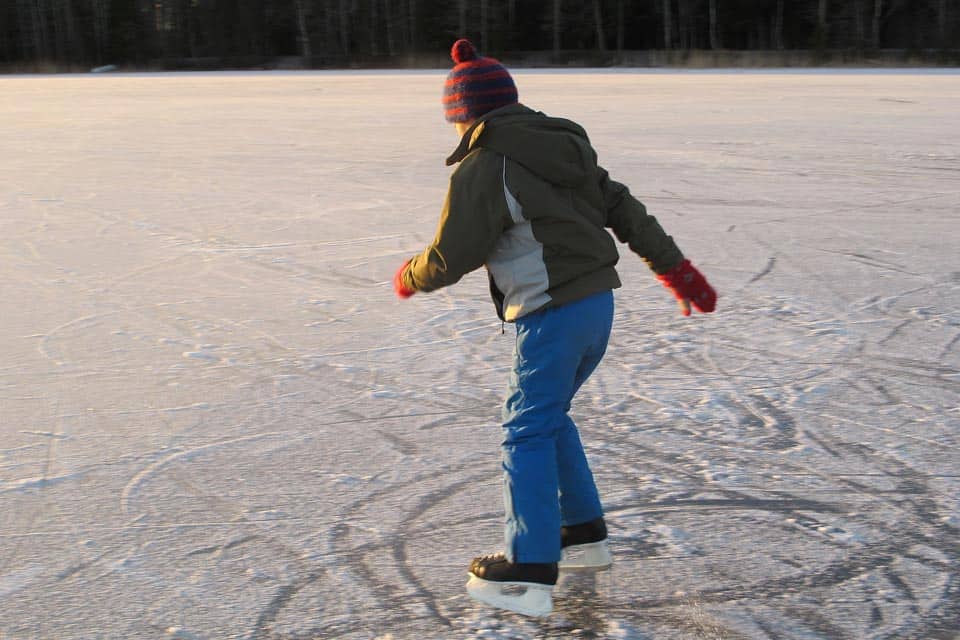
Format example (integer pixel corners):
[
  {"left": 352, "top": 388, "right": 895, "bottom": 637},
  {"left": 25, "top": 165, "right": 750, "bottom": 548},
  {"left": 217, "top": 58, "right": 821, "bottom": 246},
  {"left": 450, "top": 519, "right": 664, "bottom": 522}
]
[
  {"left": 656, "top": 259, "right": 716, "bottom": 316},
  {"left": 393, "top": 260, "right": 416, "bottom": 299}
]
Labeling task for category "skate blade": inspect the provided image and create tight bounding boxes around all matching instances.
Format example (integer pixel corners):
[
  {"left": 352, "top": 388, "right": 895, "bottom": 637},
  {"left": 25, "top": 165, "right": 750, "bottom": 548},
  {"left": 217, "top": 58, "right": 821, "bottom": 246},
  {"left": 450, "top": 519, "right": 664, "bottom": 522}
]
[
  {"left": 559, "top": 540, "right": 613, "bottom": 571},
  {"left": 465, "top": 575, "right": 553, "bottom": 617}
]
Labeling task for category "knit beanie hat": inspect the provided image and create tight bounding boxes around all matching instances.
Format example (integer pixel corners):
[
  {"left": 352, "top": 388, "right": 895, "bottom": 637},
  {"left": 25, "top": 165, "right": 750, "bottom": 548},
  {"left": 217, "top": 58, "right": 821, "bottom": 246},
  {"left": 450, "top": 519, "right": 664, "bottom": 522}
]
[{"left": 443, "top": 39, "right": 518, "bottom": 123}]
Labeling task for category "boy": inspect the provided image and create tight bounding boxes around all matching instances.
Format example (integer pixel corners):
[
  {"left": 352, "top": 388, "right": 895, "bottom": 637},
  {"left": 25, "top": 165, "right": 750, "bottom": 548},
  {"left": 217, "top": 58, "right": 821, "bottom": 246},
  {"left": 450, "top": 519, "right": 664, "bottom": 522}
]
[{"left": 393, "top": 39, "right": 716, "bottom": 617}]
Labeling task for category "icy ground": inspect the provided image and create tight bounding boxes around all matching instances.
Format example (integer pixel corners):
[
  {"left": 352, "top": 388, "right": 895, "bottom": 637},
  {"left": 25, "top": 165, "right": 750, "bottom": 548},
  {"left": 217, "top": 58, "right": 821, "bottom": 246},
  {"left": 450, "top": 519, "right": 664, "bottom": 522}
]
[{"left": 1, "top": 70, "right": 958, "bottom": 639}]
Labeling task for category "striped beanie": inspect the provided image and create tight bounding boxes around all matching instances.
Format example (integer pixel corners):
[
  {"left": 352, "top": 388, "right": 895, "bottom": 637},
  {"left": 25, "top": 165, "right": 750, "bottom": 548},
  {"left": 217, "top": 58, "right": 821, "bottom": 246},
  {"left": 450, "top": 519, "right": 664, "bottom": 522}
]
[{"left": 443, "top": 39, "right": 518, "bottom": 123}]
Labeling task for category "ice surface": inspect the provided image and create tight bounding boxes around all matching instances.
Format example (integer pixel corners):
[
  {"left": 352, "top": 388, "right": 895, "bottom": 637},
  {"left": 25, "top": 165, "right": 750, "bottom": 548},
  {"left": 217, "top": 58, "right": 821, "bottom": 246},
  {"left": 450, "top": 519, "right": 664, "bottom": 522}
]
[{"left": 1, "top": 70, "right": 958, "bottom": 639}]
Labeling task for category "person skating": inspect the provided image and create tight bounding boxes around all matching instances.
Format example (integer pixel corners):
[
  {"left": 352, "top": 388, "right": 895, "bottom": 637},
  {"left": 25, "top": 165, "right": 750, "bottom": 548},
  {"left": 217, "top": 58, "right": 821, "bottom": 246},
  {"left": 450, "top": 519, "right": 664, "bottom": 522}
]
[{"left": 393, "top": 39, "right": 717, "bottom": 617}]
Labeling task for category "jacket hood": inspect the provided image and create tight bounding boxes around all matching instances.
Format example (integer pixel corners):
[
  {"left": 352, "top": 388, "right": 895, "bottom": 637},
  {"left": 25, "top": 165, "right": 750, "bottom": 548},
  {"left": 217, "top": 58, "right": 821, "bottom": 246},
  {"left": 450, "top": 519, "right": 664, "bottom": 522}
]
[{"left": 446, "top": 104, "right": 597, "bottom": 188}]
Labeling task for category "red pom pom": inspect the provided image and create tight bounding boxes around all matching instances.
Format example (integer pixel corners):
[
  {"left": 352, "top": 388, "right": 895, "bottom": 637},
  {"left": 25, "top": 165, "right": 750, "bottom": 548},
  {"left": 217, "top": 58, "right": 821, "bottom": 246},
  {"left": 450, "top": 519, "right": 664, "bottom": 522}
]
[{"left": 451, "top": 39, "right": 477, "bottom": 64}]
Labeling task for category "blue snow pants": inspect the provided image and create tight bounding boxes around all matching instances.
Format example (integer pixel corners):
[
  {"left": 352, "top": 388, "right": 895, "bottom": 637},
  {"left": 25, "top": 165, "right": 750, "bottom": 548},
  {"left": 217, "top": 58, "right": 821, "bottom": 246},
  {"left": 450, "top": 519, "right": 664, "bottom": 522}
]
[{"left": 501, "top": 289, "right": 614, "bottom": 564}]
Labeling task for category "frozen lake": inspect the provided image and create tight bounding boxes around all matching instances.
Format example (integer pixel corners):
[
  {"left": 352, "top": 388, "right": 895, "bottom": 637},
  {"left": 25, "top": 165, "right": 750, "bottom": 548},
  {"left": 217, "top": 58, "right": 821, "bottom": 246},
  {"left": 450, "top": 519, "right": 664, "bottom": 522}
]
[{"left": 1, "top": 70, "right": 958, "bottom": 639}]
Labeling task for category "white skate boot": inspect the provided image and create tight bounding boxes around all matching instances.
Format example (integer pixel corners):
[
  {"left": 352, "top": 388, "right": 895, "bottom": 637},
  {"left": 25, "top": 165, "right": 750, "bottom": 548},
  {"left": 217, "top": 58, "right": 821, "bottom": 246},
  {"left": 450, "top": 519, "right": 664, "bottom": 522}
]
[
  {"left": 466, "top": 553, "right": 557, "bottom": 617},
  {"left": 559, "top": 517, "right": 612, "bottom": 571}
]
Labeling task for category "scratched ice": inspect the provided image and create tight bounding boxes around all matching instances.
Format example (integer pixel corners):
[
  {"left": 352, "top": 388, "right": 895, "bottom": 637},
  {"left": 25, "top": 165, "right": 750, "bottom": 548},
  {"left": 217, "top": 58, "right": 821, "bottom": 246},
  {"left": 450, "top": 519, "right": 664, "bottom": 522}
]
[{"left": 1, "top": 70, "right": 958, "bottom": 639}]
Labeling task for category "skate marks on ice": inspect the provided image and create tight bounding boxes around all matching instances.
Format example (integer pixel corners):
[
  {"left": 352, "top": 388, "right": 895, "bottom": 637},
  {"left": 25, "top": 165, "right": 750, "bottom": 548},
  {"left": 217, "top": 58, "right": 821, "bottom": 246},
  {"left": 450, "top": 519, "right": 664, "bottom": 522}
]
[
  {"left": 558, "top": 261, "right": 958, "bottom": 635},
  {"left": 463, "top": 214, "right": 959, "bottom": 636},
  {"left": 246, "top": 244, "right": 959, "bottom": 640},
  {"left": 257, "top": 301, "right": 959, "bottom": 639}
]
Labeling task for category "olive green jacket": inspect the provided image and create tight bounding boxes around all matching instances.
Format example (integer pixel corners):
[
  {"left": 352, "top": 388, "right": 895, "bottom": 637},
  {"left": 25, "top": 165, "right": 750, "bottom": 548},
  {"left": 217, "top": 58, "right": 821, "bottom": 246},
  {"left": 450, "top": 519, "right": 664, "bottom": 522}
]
[{"left": 401, "top": 103, "right": 683, "bottom": 321}]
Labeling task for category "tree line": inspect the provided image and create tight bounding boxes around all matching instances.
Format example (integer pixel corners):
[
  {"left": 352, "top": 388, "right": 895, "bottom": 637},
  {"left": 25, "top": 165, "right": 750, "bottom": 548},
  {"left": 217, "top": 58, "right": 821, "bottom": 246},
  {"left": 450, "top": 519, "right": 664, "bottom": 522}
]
[{"left": 2, "top": 0, "right": 957, "bottom": 71}]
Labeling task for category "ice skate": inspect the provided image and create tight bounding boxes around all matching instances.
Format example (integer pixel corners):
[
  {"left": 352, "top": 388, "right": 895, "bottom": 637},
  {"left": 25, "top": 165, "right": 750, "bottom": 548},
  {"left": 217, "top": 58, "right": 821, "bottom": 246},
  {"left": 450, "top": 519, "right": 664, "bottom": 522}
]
[
  {"left": 466, "top": 553, "right": 557, "bottom": 617},
  {"left": 560, "top": 517, "right": 612, "bottom": 571}
]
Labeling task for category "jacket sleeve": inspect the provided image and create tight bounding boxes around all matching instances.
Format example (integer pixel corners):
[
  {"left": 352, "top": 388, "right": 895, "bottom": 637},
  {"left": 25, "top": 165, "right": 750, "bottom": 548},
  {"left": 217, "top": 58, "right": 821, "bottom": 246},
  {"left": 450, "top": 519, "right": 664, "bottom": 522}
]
[
  {"left": 598, "top": 165, "right": 684, "bottom": 274},
  {"left": 403, "top": 152, "right": 510, "bottom": 293}
]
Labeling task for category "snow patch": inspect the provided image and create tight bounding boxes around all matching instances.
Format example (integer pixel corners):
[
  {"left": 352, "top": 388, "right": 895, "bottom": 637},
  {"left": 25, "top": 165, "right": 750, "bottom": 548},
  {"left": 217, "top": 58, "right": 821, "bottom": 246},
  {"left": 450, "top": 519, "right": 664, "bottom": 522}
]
[{"left": 0, "top": 564, "right": 46, "bottom": 598}]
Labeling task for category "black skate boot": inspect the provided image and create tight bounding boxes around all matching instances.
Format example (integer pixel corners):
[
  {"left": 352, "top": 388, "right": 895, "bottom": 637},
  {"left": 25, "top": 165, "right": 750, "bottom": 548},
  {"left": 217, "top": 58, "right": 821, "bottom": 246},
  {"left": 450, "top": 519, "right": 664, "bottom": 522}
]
[
  {"left": 559, "top": 517, "right": 612, "bottom": 570},
  {"left": 466, "top": 553, "right": 557, "bottom": 617}
]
